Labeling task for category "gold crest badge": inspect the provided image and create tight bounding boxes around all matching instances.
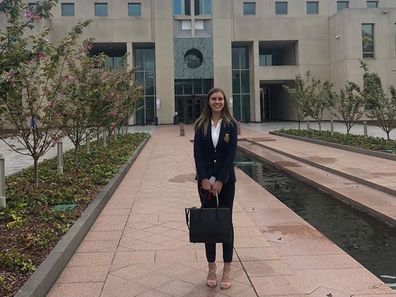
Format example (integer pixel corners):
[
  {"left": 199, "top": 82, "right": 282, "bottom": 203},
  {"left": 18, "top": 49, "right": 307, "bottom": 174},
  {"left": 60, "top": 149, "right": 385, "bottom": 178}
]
[{"left": 224, "top": 133, "right": 230, "bottom": 143}]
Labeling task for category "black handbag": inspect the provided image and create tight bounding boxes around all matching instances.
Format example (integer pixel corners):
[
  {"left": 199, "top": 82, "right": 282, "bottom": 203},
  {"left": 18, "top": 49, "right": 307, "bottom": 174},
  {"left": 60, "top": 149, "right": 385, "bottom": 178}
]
[{"left": 185, "top": 194, "right": 232, "bottom": 243}]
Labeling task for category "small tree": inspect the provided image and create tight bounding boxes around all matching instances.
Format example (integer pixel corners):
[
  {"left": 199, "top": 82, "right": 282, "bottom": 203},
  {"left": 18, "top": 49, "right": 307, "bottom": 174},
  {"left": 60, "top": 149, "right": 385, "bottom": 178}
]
[
  {"left": 361, "top": 61, "right": 396, "bottom": 140},
  {"left": 0, "top": 20, "right": 91, "bottom": 186},
  {"left": 304, "top": 75, "right": 334, "bottom": 131},
  {"left": 57, "top": 41, "right": 107, "bottom": 164},
  {"left": 283, "top": 74, "right": 308, "bottom": 130},
  {"left": 331, "top": 82, "right": 365, "bottom": 134}
]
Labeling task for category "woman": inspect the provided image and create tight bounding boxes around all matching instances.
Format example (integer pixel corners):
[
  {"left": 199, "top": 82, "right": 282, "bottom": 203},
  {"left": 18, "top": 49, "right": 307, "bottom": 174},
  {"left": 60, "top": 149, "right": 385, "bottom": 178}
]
[{"left": 193, "top": 87, "right": 238, "bottom": 290}]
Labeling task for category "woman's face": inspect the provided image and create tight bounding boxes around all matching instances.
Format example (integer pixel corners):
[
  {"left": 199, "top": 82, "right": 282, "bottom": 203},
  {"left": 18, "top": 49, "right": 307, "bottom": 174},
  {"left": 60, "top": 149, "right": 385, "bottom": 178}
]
[{"left": 208, "top": 91, "right": 225, "bottom": 114}]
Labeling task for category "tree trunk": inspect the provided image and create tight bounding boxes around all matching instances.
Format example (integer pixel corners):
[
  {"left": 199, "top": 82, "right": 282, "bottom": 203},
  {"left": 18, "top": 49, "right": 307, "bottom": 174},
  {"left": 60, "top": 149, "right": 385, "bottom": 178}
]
[
  {"left": 74, "top": 146, "right": 78, "bottom": 166},
  {"left": 33, "top": 157, "right": 39, "bottom": 188},
  {"left": 386, "top": 131, "right": 390, "bottom": 140},
  {"left": 318, "top": 121, "right": 322, "bottom": 131},
  {"left": 298, "top": 121, "right": 301, "bottom": 130}
]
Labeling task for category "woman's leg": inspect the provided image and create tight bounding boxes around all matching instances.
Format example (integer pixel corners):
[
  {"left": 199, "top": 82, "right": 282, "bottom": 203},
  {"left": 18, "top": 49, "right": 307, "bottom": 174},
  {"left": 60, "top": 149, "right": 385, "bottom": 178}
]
[
  {"left": 197, "top": 181, "right": 218, "bottom": 287},
  {"left": 197, "top": 181, "right": 217, "bottom": 263},
  {"left": 218, "top": 182, "right": 235, "bottom": 290},
  {"left": 218, "top": 182, "right": 235, "bottom": 263}
]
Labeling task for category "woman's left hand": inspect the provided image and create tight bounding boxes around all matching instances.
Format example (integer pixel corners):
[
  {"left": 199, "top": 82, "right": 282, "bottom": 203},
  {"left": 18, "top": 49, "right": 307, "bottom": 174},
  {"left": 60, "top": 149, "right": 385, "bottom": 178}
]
[{"left": 211, "top": 180, "right": 223, "bottom": 196}]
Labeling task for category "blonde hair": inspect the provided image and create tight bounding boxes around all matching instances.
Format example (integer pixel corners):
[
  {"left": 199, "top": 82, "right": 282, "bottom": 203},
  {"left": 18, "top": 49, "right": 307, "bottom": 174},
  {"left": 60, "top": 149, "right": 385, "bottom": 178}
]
[{"left": 194, "top": 88, "right": 236, "bottom": 135}]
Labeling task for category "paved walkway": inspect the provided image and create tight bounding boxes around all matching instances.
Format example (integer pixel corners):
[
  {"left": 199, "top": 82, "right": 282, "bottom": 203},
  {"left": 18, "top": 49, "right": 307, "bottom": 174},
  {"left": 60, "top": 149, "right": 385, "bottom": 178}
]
[{"left": 47, "top": 125, "right": 395, "bottom": 297}]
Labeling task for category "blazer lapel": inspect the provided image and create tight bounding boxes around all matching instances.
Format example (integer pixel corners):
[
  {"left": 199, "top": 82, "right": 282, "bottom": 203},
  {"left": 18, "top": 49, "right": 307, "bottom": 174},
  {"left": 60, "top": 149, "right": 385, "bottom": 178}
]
[{"left": 207, "top": 123, "right": 215, "bottom": 149}]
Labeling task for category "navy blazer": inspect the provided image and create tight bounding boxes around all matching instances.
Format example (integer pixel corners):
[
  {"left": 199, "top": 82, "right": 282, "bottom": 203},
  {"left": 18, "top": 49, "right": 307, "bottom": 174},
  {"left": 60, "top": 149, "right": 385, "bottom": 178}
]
[{"left": 194, "top": 120, "right": 238, "bottom": 184}]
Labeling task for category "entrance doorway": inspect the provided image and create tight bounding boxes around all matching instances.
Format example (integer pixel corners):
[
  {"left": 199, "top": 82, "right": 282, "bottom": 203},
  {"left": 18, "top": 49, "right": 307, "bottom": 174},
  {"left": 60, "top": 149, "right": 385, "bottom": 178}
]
[
  {"left": 175, "top": 79, "right": 213, "bottom": 124},
  {"left": 176, "top": 95, "right": 205, "bottom": 124}
]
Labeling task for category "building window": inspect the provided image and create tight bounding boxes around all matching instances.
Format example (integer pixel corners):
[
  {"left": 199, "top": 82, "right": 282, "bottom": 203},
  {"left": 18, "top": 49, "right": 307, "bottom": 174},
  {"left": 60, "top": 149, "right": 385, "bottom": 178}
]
[
  {"left": 367, "top": 1, "right": 378, "bottom": 8},
  {"left": 243, "top": 2, "right": 256, "bottom": 15},
  {"left": 128, "top": 3, "right": 141, "bottom": 16},
  {"left": 95, "top": 3, "right": 108, "bottom": 16},
  {"left": 61, "top": 3, "right": 75, "bottom": 16},
  {"left": 194, "top": 0, "right": 211, "bottom": 15},
  {"left": 362, "top": 23, "right": 374, "bottom": 59},
  {"left": 232, "top": 46, "right": 250, "bottom": 122},
  {"left": 134, "top": 46, "right": 156, "bottom": 125},
  {"left": 275, "top": 2, "right": 288, "bottom": 15},
  {"left": 337, "top": 1, "right": 348, "bottom": 12},
  {"left": 173, "top": 0, "right": 191, "bottom": 16},
  {"left": 307, "top": 1, "right": 319, "bottom": 14}
]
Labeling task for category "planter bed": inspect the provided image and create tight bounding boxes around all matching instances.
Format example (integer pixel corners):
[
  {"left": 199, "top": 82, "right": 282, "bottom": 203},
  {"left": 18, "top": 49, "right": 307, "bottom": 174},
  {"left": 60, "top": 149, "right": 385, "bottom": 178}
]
[
  {"left": 271, "top": 129, "right": 396, "bottom": 161},
  {"left": 0, "top": 132, "right": 149, "bottom": 297}
]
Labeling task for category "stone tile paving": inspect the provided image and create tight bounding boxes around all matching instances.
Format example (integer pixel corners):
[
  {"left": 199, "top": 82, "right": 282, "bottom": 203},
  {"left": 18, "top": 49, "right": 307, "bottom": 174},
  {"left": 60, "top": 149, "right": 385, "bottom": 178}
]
[{"left": 46, "top": 125, "right": 396, "bottom": 297}]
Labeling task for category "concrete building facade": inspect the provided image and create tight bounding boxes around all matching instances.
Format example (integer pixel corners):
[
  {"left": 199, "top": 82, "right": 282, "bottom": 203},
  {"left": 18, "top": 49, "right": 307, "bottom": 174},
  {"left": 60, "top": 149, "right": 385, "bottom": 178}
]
[{"left": 34, "top": 0, "right": 396, "bottom": 124}]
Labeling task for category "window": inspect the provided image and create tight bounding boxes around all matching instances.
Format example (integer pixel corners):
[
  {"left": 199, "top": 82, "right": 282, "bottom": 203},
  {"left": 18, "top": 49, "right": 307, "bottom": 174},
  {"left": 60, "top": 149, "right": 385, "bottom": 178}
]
[
  {"left": 134, "top": 46, "right": 156, "bottom": 125},
  {"left": 128, "top": 3, "right": 141, "bottom": 16},
  {"left": 337, "top": 1, "right": 348, "bottom": 12},
  {"left": 61, "top": 3, "right": 75, "bottom": 16},
  {"left": 173, "top": 0, "right": 191, "bottom": 16},
  {"left": 307, "top": 1, "right": 319, "bottom": 14},
  {"left": 194, "top": 0, "right": 211, "bottom": 15},
  {"left": 362, "top": 23, "right": 374, "bottom": 59},
  {"left": 243, "top": 2, "right": 255, "bottom": 15},
  {"left": 232, "top": 46, "right": 250, "bottom": 122},
  {"left": 367, "top": 1, "right": 378, "bottom": 8},
  {"left": 95, "top": 3, "right": 108, "bottom": 16},
  {"left": 275, "top": 2, "right": 288, "bottom": 15}
]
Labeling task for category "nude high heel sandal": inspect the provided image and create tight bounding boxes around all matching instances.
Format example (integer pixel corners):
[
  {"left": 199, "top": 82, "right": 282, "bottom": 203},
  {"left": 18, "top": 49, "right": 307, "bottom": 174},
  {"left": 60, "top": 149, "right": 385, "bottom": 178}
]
[
  {"left": 207, "top": 262, "right": 217, "bottom": 288},
  {"left": 220, "top": 263, "right": 232, "bottom": 290}
]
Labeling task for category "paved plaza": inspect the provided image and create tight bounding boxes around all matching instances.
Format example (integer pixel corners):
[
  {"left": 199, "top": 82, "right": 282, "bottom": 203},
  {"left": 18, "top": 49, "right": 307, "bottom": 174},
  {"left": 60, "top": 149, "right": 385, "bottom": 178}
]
[{"left": 43, "top": 125, "right": 395, "bottom": 297}]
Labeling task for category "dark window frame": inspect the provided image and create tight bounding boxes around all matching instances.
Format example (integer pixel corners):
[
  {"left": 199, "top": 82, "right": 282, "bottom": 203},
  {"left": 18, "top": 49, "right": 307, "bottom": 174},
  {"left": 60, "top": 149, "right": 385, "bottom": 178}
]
[
  {"left": 275, "top": 1, "right": 288, "bottom": 15},
  {"left": 61, "top": 3, "right": 75, "bottom": 16},
  {"left": 94, "top": 2, "right": 108, "bottom": 16},
  {"left": 243, "top": 2, "right": 256, "bottom": 16},
  {"left": 337, "top": 1, "right": 349, "bottom": 12},
  {"left": 367, "top": 1, "right": 378, "bottom": 8},
  {"left": 306, "top": 1, "right": 319, "bottom": 15},
  {"left": 128, "top": 2, "right": 141, "bottom": 16},
  {"left": 362, "top": 23, "right": 375, "bottom": 59}
]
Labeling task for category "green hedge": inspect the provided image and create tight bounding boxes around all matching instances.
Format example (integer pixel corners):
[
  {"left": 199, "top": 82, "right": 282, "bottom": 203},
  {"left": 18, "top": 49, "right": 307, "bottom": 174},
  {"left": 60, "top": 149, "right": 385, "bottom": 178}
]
[{"left": 279, "top": 129, "right": 396, "bottom": 154}]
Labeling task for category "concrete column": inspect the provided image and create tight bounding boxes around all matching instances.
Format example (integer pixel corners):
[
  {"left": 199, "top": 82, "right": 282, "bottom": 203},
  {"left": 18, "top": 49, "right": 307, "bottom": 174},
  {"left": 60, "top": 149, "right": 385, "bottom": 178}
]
[
  {"left": 57, "top": 140, "right": 63, "bottom": 175},
  {"left": 0, "top": 154, "right": 6, "bottom": 208},
  {"left": 154, "top": 0, "right": 174, "bottom": 124},
  {"left": 252, "top": 40, "right": 261, "bottom": 122},
  {"left": 213, "top": 0, "right": 232, "bottom": 99},
  {"left": 127, "top": 42, "right": 133, "bottom": 71}
]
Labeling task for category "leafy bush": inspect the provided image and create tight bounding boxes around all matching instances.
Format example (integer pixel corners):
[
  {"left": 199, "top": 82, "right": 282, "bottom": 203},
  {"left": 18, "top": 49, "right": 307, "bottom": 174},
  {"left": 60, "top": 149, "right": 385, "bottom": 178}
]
[{"left": 278, "top": 129, "right": 396, "bottom": 154}]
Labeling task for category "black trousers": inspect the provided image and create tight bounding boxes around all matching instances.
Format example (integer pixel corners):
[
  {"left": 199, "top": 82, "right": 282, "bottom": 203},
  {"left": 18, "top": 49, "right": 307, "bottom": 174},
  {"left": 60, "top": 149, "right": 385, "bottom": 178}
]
[{"left": 198, "top": 181, "right": 235, "bottom": 263}]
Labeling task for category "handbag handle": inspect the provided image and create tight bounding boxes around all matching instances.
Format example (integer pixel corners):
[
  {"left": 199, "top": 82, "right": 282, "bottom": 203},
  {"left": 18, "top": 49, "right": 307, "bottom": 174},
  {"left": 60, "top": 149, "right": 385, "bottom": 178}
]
[
  {"left": 185, "top": 208, "right": 191, "bottom": 230},
  {"left": 185, "top": 193, "right": 219, "bottom": 230}
]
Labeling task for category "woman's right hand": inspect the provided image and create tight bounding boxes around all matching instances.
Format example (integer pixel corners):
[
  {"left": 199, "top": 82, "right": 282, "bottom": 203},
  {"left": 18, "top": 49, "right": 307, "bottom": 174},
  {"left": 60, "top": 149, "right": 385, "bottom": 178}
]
[{"left": 201, "top": 178, "right": 211, "bottom": 192}]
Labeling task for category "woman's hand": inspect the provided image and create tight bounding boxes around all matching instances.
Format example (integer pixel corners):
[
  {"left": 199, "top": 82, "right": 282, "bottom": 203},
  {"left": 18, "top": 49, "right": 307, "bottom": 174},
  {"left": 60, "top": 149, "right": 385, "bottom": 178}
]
[
  {"left": 201, "top": 178, "right": 211, "bottom": 192},
  {"left": 211, "top": 181, "right": 223, "bottom": 196}
]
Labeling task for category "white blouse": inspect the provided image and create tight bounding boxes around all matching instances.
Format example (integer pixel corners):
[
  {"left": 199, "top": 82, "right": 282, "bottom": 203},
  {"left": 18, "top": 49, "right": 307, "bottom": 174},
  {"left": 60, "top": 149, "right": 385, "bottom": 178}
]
[{"left": 211, "top": 119, "right": 222, "bottom": 148}]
